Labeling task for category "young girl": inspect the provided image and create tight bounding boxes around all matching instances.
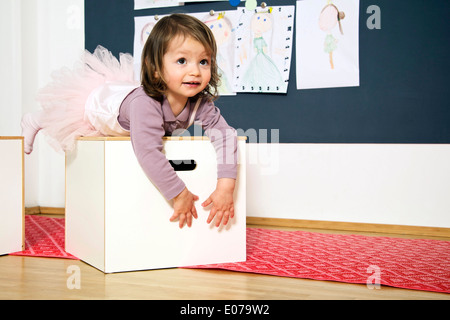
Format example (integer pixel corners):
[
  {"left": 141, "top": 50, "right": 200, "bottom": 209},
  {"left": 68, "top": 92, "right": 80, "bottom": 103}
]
[{"left": 21, "top": 14, "right": 238, "bottom": 229}]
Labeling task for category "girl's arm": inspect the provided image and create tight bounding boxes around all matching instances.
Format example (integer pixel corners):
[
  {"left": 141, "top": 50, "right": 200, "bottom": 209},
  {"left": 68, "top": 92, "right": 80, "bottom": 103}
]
[
  {"left": 195, "top": 100, "right": 238, "bottom": 227},
  {"left": 127, "top": 96, "right": 198, "bottom": 228},
  {"left": 128, "top": 96, "right": 186, "bottom": 200},
  {"left": 195, "top": 100, "right": 238, "bottom": 181}
]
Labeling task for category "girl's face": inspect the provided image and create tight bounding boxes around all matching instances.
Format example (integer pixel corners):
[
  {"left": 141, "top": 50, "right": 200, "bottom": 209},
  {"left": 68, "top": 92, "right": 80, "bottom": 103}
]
[{"left": 159, "top": 35, "right": 212, "bottom": 107}]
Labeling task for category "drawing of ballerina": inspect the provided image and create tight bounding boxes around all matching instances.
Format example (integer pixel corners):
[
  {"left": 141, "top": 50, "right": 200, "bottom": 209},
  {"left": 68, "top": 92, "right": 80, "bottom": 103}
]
[
  {"left": 241, "top": 10, "right": 286, "bottom": 92},
  {"left": 319, "top": 0, "right": 345, "bottom": 70}
]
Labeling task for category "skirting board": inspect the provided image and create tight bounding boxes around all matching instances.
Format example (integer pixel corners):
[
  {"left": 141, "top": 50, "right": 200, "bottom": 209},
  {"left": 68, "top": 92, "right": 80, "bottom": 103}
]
[
  {"left": 246, "top": 217, "right": 450, "bottom": 238},
  {"left": 26, "top": 207, "right": 449, "bottom": 238},
  {"left": 25, "top": 207, "right": 65, "bottom": 215}
]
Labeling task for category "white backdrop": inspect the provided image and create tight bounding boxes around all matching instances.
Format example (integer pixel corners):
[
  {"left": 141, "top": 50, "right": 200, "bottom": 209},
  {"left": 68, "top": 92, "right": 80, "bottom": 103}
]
[{"left": 0, "top": 0, "right": 84, "bottom": 208}]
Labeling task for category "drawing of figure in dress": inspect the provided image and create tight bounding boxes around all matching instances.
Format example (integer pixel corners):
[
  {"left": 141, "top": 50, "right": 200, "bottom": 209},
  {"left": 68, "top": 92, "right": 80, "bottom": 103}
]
[
  {"left": 319, "top": 1, "right": 345, "bottom": 69},
  {"left": 242, "top": 11, "right": 285, "bottom": 92}
]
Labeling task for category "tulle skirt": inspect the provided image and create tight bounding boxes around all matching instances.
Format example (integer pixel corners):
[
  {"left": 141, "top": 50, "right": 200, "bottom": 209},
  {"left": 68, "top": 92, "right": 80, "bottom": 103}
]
[{"left": 37, "top": 45, "right": 139, "bottom": 152}]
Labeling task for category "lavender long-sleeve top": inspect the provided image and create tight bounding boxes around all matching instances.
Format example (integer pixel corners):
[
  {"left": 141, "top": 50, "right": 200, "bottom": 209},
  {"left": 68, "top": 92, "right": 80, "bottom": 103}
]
[{"left": 117, "top": 86, "right": 237, "bottom": 200}]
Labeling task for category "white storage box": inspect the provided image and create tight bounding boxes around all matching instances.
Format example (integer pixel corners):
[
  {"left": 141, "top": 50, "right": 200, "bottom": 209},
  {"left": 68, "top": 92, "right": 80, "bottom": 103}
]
[
  {"left": 65, "top": 136, "right": 246, "bottom": 273},
  {"left": 0, "top": 137, "right": 24, "bottom": 255}
]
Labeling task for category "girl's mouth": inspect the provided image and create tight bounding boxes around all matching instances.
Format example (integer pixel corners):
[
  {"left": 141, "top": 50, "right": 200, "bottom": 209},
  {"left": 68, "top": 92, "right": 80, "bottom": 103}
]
[{"left": 183, "top": 81, "right": 200, "bottom": 86}]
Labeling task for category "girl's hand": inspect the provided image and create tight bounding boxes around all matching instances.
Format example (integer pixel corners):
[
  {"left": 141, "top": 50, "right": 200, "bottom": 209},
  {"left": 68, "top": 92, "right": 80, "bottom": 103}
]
[
  {"left": 202, "top": 178, "right": 236, "bottom": 227},
  {"left": 171, "top": 188, "right": 198, "bottom": 228}
]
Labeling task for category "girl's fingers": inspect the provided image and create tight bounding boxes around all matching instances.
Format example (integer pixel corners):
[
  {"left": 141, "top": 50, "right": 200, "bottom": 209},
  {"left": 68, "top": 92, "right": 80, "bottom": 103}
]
[
  {"left": 192, "top": 205, "right": 198, "bottom": 219},
  {"left": 169, "top": 211, "right": 178, "bottom": 222},
  {"left": 221, "top": 211, "right": 230, "bottom": 226},
  {"left": 207, "top": 207, "right": 217, "bottom": 224},
  {"left": 186, "top": 212, "right": 192, "bottom": 228},
  {"left": 202, "top": 197, "right": 212, "bottom": 207},
  {"left": 178, "top": 213, "right": 186, "bottom": 228}
]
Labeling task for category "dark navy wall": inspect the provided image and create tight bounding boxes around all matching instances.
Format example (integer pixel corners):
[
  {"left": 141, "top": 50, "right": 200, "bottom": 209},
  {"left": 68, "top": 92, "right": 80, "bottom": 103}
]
[{"left": 85, "top": 0, "right": 450, "bottom": 143}]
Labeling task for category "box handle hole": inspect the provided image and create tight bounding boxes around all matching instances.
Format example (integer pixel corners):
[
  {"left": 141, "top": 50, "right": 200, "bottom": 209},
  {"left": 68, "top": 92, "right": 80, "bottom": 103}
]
[{"left": 169, "top": 160, "right": 197, "bottom": 171}]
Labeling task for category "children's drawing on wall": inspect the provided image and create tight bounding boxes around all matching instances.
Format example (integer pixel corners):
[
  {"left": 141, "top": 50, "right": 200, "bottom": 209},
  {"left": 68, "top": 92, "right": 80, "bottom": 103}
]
[
  {"left": 140, "top": 22, "right": 156, "bottom": 46},
  {"left": 234, "top": 6, "right": 295, "bottom": 94},
  {"left": 242, "top": 10, "right": 284, "bottom": 91},
  {"left": 199, "top": 11, "right": 237, "bottom": 96},
  {"left": 296, "top": 0, "right": 360, "bottom": 90},
  {"left": 319, "top": 1, "right": 345, "bottom": 70}
]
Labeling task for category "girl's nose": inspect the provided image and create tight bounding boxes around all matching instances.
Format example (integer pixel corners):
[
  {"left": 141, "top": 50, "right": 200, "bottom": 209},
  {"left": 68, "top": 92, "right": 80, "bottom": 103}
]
[{"left": 189, "top": 63, "right": 200, "bottom": 76}]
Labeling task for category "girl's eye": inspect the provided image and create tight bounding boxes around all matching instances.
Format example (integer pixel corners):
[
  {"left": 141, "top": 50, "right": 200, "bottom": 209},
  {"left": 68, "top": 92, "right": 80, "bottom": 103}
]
[
  {"left": 200, "top": 59, "right": 209, "bottom": 66},
  {"left": 177, "top": 58, "right": 186, "bottom": 65}
]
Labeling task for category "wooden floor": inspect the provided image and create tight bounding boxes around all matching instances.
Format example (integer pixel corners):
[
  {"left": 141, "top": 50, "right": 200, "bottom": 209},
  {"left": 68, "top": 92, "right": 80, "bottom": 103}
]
[{"left": 0, "top": 219, "right": 449, "bottom": 300}]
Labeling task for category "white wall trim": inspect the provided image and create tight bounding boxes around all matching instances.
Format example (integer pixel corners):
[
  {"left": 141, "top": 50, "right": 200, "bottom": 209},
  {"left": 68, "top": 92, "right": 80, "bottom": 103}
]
[{"left": 246, "top": 143, "right": 450, "bottom": 228}]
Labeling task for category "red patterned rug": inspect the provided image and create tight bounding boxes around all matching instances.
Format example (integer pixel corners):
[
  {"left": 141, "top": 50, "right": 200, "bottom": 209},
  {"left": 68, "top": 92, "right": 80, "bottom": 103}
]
[
  {"left": 10, "top": 215, "right": 450, "bottom": 293},
  {"left": 186, "top": 228, "right": 450, "bottom": 293},
  {"left": 10, "top": 215, "right": 78, "bottom": 260}
]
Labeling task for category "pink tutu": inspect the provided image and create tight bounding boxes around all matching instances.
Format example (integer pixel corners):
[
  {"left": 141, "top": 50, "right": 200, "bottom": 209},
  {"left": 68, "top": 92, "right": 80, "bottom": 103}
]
[{"left": 36, "top": 46, "right": 138, "bottom": 152}]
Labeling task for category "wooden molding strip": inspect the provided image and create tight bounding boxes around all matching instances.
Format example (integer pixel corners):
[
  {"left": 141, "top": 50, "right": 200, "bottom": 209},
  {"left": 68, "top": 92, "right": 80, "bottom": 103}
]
[
  {"left": 25, "top": 206, "right": 65, "bottom": 215},
  {"left": 247, "top": 217, "right": 450, "bottom": 238},
  {"left": 26, "top": 207, "right": 449, "bottom": 237},
  {"left": 0, "top": 136, "right": 24, "bottom": 140},
  {"left": 246, "top": 217, "right": 450, "bottom": 238},
  {"left": 77, "top": 136, "right": 248, "bottom": 141}
]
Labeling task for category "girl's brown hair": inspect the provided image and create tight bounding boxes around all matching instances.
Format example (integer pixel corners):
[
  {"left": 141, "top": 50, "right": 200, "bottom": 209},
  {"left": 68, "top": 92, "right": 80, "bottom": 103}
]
[{"left": 141, "top": 14, "right": 220, "bottom": 101}]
